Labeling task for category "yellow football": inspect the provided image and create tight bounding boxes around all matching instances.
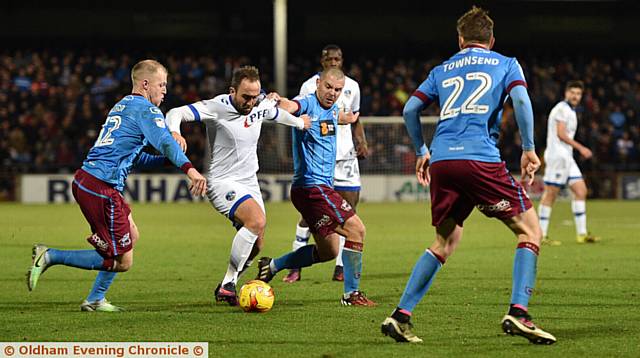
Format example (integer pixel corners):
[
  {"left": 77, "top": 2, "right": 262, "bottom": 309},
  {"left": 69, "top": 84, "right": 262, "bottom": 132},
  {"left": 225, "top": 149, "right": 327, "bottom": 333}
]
[{"left": 238, "top": 280, "right": 275, "bottom": 313}]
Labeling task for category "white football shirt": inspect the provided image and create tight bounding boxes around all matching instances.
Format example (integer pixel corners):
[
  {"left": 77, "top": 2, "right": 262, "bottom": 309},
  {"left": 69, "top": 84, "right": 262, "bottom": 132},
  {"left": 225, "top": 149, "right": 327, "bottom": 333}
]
[
  {"left": 545, "top": 101, "right": 577, "bottom": 158},
  {"left": 166, "top": 95, "right": 278, "bottom": 181}
]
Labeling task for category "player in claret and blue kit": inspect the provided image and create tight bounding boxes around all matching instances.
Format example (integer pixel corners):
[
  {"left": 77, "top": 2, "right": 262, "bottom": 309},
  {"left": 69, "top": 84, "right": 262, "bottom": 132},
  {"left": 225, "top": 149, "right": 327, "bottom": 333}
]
[
  {"left": 255, "top": 68, "right": 375, "bottom": 306},
  {"left": 380, "top": 7, "right": 556, "bottom": 344},
  {"left": 26, "top": 60, "right": 207, "bottom": 312}
]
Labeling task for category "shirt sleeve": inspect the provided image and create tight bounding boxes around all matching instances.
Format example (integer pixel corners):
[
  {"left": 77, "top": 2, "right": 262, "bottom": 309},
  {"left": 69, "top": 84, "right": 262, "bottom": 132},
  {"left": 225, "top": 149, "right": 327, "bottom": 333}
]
[
  {"left": 505, "top": 58, "right": 528, "bottom": 93},
  {"left": 298, "top": 78, "right": 315, "bottom": 97},
  {"left": 292, "top": 95, "right": 310, "bottom": 116},
  {"left": 551, "top": 104, "right": 569, "bottom": 123},
  {"left": 509, "top": 85, "right": 536, "bottom": 151},
  {"left": 139, "top": 107, "right": 192, "bottom": 173},
  {"left": 413, "top": 70, "right": 438, "bottom": 105},
  {"left": 165, "top": 100, "right": 218, "bottom": 133},
  {"left": 352, "top": 82, "right": 361, "bottom": 113},
  {"left": 134, "top": 152, "right": 167, "bottom": 169}
]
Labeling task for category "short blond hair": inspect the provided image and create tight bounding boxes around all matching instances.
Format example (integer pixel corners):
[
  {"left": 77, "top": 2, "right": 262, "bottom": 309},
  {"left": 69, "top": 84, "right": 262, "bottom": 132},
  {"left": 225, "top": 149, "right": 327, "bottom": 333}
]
[{"left": 131, "top": 59, "right": 167, "bottom": 85}]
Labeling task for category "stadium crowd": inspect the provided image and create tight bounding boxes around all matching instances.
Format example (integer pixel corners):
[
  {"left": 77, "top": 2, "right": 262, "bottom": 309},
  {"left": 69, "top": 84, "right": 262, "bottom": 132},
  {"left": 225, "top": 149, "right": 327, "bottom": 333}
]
[{"left": 1, "top": 50, "right": 639, "bottom": 199}]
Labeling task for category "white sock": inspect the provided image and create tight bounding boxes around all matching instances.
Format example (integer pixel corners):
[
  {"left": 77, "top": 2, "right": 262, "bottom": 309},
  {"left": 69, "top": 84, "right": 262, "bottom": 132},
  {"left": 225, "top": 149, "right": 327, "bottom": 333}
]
[
  {"left": 572, "top": 200, "right": 587, "bottom": 235},
  {"left": 292, "top": 224, "right": 311, "bottom": 252},
  {"left": 538, "top": 204, "right": 552, "bottom": 237},
  {"left": 222, "top": 227, "right": 258, "bottom": 286},
  {"left": 335, "top": 235, "right": 346, "bottom": 267}
]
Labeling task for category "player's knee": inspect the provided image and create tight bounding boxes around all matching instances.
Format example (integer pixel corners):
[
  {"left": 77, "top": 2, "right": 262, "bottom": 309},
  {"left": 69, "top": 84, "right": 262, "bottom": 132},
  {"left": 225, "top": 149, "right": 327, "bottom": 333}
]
[
  {"left": 114, "top": 261, "right": 132, "bottom": 272},
  {"left": 114, "top": 254, "right": 133, "bottom": 272},
  {"left": 542, "top": 190, "right": 557, "bottom": 205},
  {"left": 245, "top": 216, "right": 266, "bottom": 236},
  {"left": 316, "top": 244, "right": 338, "bottom": 262},
  {"left": 573, "top": 188, "right": 587, "bottom": 200},
  {"left": 524, "top": 224, "right": 543, "bottom": 245},
  {"left": 345, "top": 217, "right": 366, "bottom": 243},
  {"left": 353, "top": 223, "right": 366, "bottom": 242},
  {"left": 531, "top": 226, "right": 543, "bottom": 245}
]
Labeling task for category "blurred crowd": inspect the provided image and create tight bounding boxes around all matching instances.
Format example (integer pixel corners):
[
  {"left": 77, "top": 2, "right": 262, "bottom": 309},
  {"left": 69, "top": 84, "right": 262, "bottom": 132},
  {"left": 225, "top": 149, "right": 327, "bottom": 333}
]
[{"left": 1, "top": 49, "right": 639, "bottom": 199}]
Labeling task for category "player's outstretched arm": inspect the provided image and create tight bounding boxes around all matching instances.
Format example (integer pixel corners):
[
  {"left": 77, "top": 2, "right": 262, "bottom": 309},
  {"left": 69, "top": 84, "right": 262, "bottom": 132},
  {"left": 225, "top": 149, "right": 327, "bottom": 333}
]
[
  {"left": 510, "top": 85, "right": 540, "bottom": 185},
  {"left": 138, "top": 111, "right": 206, "bottom": 195},
  {"left": 403, "top": 96, "right": 428, "bottom": 157},
  {"left": 277, "top": 97, "right": 300, "bottom": 114},
  {"left": 134, "top": 152, "right": 166, "bottom": 169},
  {"left": 265, "top": 103, "right": 311, "bottom": 130},
  {"left": 165, "top": 102, "right": 217, "bottom": 153}
]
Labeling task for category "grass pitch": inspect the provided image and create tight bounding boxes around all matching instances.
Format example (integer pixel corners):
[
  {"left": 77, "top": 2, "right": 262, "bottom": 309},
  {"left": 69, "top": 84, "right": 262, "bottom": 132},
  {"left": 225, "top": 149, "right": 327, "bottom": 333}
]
[{"left": 1, "top": 201, "right": 639, "bottom": 357}]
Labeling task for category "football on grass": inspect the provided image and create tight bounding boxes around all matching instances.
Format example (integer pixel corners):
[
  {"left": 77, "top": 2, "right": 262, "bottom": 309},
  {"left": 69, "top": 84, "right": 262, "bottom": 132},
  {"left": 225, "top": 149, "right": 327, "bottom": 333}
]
[{"left": 239, "top": 280, "right": 275, "bottom": 312}]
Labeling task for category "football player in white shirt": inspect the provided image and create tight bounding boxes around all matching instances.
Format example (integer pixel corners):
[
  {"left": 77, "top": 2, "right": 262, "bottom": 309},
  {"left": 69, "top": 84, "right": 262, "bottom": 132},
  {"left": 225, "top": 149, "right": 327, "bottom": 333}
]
[
  {"left": 283, "top": 45, "right": 368, "bottom": 283},
  {"left": 539, "top": 80, "right": 599, "bottom": 245},
  {"left": 165, "top": 66, "right": 311, "bottom": 305}
]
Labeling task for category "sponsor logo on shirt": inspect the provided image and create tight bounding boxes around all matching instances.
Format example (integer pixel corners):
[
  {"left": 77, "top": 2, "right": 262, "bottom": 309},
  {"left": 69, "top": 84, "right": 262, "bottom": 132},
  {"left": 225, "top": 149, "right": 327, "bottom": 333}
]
[
  {"left": 244, "top": 109, "right": 269, "bottom": 128},
  {"left": 226, "top": 191, "right": 236, "bottom": 201},
  {"left": 320, "top": 120, "right": 335, "bottom": 136},
  {"left": 149, "top": 107, "right": 162, "bottom": 115}
]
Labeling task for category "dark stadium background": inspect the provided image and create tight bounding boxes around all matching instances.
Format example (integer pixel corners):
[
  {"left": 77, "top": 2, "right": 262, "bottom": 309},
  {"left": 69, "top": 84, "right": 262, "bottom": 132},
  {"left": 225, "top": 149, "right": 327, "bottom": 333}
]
[{"left": 2, "top": 0, "right": 639, "bottom": 200}]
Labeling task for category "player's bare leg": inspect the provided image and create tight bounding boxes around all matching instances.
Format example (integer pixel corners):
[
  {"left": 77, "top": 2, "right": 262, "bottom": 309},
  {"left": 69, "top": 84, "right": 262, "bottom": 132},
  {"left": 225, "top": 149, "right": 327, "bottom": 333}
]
[
  {"left": 383, "top": 217, "right": 460, "bottom": 343},
  {"left": 334, "top": 214, "right": 375, "bottom": 306},
  {"left": 569, "top": 180, "right": 598, "bottom": 243},
  {"left": 333, "top": 189, "right": 360, "bottom": 281},
  {"left": 538, "top": 185, "right": 562, "bottom": 246},
  {"left": 501, "top": 208, "right": 556, "bottom": 344},
  {"left": 216, "top": 198, "right": 264, "bottom": 306}
]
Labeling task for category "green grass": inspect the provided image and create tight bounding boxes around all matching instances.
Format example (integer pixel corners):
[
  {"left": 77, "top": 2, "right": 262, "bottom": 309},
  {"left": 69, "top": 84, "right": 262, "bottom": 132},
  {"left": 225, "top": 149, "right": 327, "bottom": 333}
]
[{"left": 1, "top": 201, "right": 639, "bottom": 357}]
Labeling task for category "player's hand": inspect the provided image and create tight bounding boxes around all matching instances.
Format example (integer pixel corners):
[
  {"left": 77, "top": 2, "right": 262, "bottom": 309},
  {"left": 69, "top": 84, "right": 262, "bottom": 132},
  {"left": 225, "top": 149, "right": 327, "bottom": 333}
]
[
  {"left": 186, "top": 168, "right": 207, "bottom": 197},
  {"left": 415, "top": 152, "right": 431, "bottom": 187},
  {"left": 520, "top": 150, "right": 541, "bottom": 186},
  {"left": 266, "top": 92, "right": 281, "bottom": 102},
  {"left": 355, "top": 138, "right": 368, "bottom": 159},
  {"left": 579, "top": 146, "right": 593, "bottom": 159},
  {"left": 300, "top": 114, "right": 312, "bottom": 130},
  {"left": 339, "top": 111, "right": 359, "bottom": 124},
  {"left": 171, "top": 132, "right": 187, "bottom": 153}
]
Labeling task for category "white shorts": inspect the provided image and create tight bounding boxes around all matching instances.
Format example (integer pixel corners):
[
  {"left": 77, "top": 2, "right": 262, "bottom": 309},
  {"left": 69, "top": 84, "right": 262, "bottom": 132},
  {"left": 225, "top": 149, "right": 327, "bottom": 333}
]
[
  {"left": 207, "top": 178, "right": 265, "bottom": 221},
  {"left": 334, "top": 158, "right": 361, "bottom": 191},
  {"left": 542, "top": 155, "right": 583, "bottom": 187}
]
